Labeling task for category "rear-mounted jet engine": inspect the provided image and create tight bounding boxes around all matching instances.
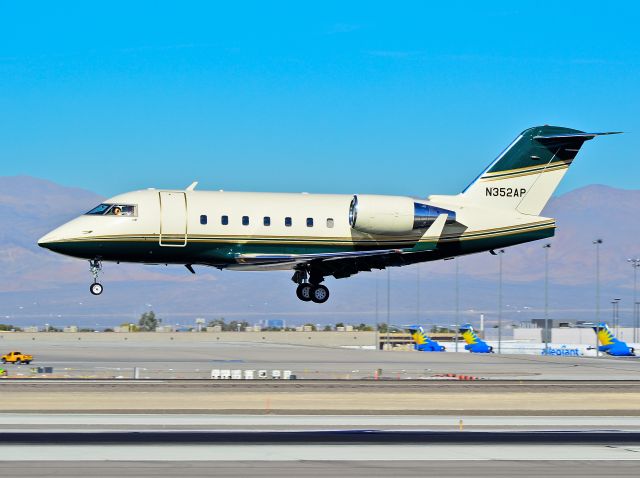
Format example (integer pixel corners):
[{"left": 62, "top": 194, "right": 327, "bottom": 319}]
[{"left": 348, "top": 194, "right": 456, "bottom": 235}]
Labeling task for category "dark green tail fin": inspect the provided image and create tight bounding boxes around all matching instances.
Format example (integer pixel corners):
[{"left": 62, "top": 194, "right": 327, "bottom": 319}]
[{"left": 461, "top": 126, "right": 620, "bottom": 215}]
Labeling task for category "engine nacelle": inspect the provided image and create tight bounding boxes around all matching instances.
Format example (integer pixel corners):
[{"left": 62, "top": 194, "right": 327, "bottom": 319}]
[{"left": 348, "top": 195, "right": 455, "bottom": 235}]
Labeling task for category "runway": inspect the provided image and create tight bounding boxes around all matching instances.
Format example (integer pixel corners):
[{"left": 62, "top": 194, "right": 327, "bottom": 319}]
[
  {"left": 3, "top": 460, "right": 640, "bottom": 478},
  {"left": 0, "top": 414, "right": 640, "bottom": 478},
  {"left": 3, "top": 429, "right": 640, "bottom": 445},
  {"left": 2, "top": 340, "right": 640, "bottom": 475},
  {"left": 1, "top": 429, "right": 640, "bottom": 477},
  {"left": 3, "top": 412, "right": 640, "bottom": 431}
]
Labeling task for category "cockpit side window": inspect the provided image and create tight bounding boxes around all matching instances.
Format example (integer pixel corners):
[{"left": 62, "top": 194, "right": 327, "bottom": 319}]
[
  {"left": 85, "top": 204, "right": 137, "bottom": 217},
  {"left": 86, "top": 204, "right": 111, "bottom": 215}
]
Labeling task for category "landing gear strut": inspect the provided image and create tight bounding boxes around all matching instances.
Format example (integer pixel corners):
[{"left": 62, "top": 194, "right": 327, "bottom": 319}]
[
  {"left": 89, "top": 259, "right": 104, "bottom": 296},
  {"left": 292, "top": 270, "right": 330, "bottom": 304}
]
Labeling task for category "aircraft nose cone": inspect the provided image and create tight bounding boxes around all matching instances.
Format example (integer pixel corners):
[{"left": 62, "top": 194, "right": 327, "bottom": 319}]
[
  {"left": 37, "top": 231, "right": 55, "bottom": 249},
  {"left": 37, "top": 226, "right": 70, "bottom": 252}
]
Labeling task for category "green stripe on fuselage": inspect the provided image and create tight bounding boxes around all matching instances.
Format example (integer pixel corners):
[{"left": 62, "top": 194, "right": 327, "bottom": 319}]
[{"left": 43, "top": 225, "right": 554, "bottom": 267}]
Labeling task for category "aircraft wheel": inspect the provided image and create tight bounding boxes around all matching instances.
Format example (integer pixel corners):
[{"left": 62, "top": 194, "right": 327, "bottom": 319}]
[
  {"left": 90, "top": 283, "right": 104, "bottom": 296},
  {"left": 296, "top": 283, "right": 312, "bottom": 302},
  {"left": 310, "top": 284, "right": 330, "bottom": 304}
]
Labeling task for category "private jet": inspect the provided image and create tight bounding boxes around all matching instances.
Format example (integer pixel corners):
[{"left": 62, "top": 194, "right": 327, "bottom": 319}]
[{"left": 38, "top": 125, "right": 618, "bottom": 303}]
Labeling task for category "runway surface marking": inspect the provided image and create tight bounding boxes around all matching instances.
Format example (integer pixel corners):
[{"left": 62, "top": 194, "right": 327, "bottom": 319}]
[
  {"left": 2, "top": 444, "right": 640, "bottom": 461},
  {"left": 2, "top": 413, "right": 640, "bottom": 429}
]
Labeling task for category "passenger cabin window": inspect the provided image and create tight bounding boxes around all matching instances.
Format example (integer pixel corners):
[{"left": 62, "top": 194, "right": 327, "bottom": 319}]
[
  {"left": 242, "top": 216, "right": 250, "bottom": 226},
  {"left": 306, "top": 218, "right": 314, "bottom": 227},
  {"left": 200, "top": 215, "right": 207, "bottom": 225},
  {"left": 285, "top": 217, "right": 292, "bottom": 227},
  {"left": 326, "top": 218, "right": 334, "bottom": 228},
  {"left": 263, "top": 216, "right": 271, "bottom": 226},
  {"left": 221, "top": 215, "right": 229, "bottom": 225},
  {"left": 85, "top": 203, "right": 137, "bottom": 217}
]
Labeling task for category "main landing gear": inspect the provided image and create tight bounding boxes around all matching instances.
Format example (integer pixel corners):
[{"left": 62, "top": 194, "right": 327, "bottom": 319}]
[
  {"left": 292, "top": 270, "right": 330, "bottom": 304},
  {"left": 89, "top": 259, "right": 104, "bottom": 296}
]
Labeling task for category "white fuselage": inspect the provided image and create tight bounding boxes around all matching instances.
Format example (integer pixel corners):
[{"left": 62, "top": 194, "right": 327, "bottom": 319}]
[{"left": 38, "top": 188, "right": 555, "bottom": 270}]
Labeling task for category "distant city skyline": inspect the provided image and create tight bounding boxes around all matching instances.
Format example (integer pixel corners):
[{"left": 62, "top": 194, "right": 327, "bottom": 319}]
[{"left": 1, "top": 1, "right": 638, "bottom": 197}]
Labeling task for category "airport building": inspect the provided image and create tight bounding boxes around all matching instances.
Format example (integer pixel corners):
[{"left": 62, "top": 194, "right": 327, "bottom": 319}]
[{"left": 514, "top": 320, "right": 639, "bottom": 344}]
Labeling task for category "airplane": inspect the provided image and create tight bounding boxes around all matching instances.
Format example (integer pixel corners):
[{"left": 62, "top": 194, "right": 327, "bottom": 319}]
[
  {"left": 38, "top": 125, "right": 619, "bottom": 303},
  {"left": 592, "top": 322, "right": 635, "bottom": 357},
  {"left": 405, "top": 325, "right": 446, "bottom": 352},
  {"left": 459, "top": 323, "right": 493, "bottom": 353}
]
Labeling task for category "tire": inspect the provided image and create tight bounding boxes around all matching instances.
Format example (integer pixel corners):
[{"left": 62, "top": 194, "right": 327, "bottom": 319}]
[
  {"left": 90, "top": 283, "right": 104, "bottom": 295},
  {"left": 1, "top": 359, "right": 5, "bottom": 364},
  {"left": 296, "top": 284, "right": 312, "bottom": 302},
  {"left": 310, "top": 284, "right": 330, "bottom": 304}
]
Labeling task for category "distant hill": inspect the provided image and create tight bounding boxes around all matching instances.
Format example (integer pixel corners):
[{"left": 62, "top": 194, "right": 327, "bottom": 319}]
[
  {"left": 0, "top": 176, "right": 638, "bottom": 327},
  {"left": 430, "top": 184, "right": 640, "bottom": 285}
]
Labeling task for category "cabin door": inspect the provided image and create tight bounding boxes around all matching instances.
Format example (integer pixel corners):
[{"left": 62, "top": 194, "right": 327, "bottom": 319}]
[{"left": 159, "top": 191, "right": 188, "bottom": 247}]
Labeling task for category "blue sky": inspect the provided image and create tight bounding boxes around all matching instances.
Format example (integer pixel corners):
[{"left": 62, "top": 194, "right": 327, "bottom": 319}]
[{"left": 1, "top": 1, "right": 638, "bottom": 197}]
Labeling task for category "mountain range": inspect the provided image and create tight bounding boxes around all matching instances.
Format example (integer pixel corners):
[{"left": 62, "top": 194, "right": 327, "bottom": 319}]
[{"left": 1, "top": 176, "right": 638, "bottom": 328}]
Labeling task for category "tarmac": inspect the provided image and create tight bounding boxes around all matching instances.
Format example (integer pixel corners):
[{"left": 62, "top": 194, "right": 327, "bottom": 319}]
[
  {"left": 4, "top": 460, "right": 640, "bottom": 477},
  {"left": 3, "top": 412, "right": 640, "bottom": 432},
  {"left": 2, "top": 425, "right": 640, "bottom": 477},
  {"left": 2, "top": 338, "right": 640, "bottom": 476},
  {"left": 2, "top": 336, "right": 640, "bottom": 380}
]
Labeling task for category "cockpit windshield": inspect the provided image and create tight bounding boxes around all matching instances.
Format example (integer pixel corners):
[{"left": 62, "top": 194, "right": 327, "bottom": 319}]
[{"left": 86, "top": 203, "right": 137, "bottom": 217}]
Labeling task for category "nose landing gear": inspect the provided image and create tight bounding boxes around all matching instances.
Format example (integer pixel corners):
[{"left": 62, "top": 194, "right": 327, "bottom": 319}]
[
  {"left": 292, "top": 270, "right": 330, "bottom": 304},
  {"left": 90, "top": 282, "right": 103, "bottom": 295},
  {"left": 89, "top": 259, "right": 104, "bottom": 296}
]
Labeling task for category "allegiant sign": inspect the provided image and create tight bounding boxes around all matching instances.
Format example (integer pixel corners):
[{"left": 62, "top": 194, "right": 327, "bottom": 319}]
[{"left": 541, "top": 345, "right": 582, "bottom": 357}]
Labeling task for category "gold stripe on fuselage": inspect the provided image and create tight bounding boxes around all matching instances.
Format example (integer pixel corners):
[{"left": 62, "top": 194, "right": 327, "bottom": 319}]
[{"left": 55, "top": 220, "right": 555, "bottom": 247}]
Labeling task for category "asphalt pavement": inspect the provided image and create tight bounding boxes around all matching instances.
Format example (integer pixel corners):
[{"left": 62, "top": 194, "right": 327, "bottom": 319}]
[
  {"left": 2, "top": 337, "right": 640, "bottom": 380},
  {"left": 1, "top": 461, "right": 639, "bottom": 478}
]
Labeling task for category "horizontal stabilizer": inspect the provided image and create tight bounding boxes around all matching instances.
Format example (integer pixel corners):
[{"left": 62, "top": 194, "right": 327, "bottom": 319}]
[{"left": 533, "top": 131, "right": 622, "bottom": 142}]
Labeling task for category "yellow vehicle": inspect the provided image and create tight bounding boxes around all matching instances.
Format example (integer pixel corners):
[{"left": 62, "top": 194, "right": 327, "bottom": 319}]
[{"left": 1, "top": 351, "right": 33, "bottom": 364}]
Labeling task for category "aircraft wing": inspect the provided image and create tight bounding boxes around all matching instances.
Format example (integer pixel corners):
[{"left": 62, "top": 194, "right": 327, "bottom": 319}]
[
  {"left": 227, "top": 248, "right": 409, "bottom": 274},
  {"left": 226, "top": 214, "right": 449, "bottom": 277}
]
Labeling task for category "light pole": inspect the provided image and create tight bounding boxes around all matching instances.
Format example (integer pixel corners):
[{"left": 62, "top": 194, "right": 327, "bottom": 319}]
[
  {"left": 593, "top": 239, "right": 603, "bottom": 323},
  {"left": 455, "top": 258, "right": 460, "bottom": 330},
  {"left": 450, "top": 323, "right": 459, "bottom": 352},
  {"left": 375, "top": 270, "right": 379, "bottom": 327},
  {"left": 636, "top": 302, "right": 640, "bottom": 344},
  {"left": 416, "top": 263, "right": 421, "bottom": 323},
  {"left": 543, "top": 243, "right": 551, "bottom": 352},
  {"left": 497, "top": 249, "right": 505, "bottom": 354},
  {"left": 611, "top": 298, "right": 621, "bottom": 336},
  {"left": 628, "top": 258, "right": 640, "bottom": 343},
  {"left": 386, "top": 267, "right": 391, "bottom": 350}
]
